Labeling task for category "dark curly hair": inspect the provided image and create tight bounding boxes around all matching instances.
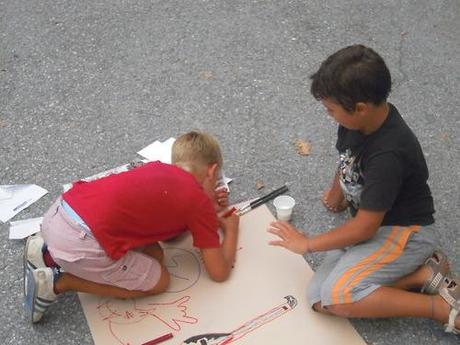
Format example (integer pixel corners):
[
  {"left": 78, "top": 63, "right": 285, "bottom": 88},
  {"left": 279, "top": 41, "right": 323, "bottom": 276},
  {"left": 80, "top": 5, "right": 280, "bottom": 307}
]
[{"left": 310, "top": 45, "right": 391, "bottom": 112}]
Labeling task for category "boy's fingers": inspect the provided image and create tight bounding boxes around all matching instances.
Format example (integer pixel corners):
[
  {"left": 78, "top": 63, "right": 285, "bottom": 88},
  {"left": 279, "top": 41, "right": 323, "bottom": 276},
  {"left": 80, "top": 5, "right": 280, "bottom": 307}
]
[
  {"left": 270, "top": 220, "right": 290, "bottom": 230},
  {"left": 267, "top": 227, "right": 280, "bottom": 235},
  {"left": 268, "top": 240, "right": 285, "bottom": 247},
  {"left": 272, "top": 222, "right": 298, "bottom": 236},
  {"left": 267, "top": 227, "right": 285, "bottom": 239},
  {"left": 270, "top": 227, "right": 295, "bottom": 242}
]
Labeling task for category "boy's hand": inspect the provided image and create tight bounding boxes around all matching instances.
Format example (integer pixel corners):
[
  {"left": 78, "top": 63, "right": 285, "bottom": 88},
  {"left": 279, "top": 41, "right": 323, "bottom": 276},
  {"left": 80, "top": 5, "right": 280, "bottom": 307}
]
[
  {"left": 267, "top": 220, "right": 310, "bottom": 255},
  {"left": 322, "top": 189, "right": 348, "bottom": 213},
  {"left": 322, "top": 172, "right": 348, "bottom": 213},
  {"left": 214, "top": 187, "right": 229, "bottom": 211},
  {"left": 202, "top": 212, "right": 239, "bottom": 282},
  {"left": 218, "top": 212, "right": 239, "bottom": 233}
]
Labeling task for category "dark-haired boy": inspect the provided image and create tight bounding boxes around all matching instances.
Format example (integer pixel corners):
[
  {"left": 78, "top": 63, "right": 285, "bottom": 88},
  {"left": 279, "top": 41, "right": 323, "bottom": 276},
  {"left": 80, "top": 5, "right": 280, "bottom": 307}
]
[{"left": 268, "top": 45, "right": 459, "bottom": 334}]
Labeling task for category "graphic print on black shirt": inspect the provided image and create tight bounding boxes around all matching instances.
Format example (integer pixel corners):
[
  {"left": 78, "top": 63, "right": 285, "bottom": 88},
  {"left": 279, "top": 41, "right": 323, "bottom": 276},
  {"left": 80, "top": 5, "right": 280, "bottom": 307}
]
[{"left": 338, "top": 149, "right": 363, "bottom": 210}]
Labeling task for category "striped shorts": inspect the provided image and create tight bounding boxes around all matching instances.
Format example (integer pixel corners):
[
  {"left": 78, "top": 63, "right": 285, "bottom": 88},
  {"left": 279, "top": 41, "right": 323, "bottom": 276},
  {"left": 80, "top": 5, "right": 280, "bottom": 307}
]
[{"left": 307, "top": 224, "right": 439, "bottom": 306}]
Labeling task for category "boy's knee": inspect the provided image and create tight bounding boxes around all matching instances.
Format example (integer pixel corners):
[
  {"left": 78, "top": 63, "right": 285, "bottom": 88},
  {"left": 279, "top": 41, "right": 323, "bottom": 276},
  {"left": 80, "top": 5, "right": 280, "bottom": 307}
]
[
  {"left": 324, "top": 303, "right": 353, "bottom": 317},
  {"left": 312, "top": 302, "right": 323, "bottom": 313}
]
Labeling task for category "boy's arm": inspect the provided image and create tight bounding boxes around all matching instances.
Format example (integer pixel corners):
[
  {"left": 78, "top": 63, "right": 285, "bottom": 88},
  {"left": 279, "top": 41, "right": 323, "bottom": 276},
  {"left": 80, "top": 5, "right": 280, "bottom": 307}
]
[
  {"left": 268, "top": 209, "right": 385, "bottom": 254},
  {"left": 308, "top": 208, "right": 385, "bottom": 251},
  {"left": 322, "top": 170, "right": 347, "bottom": 212},
  {"left": 200, "top": 213, "right": 239, "bottom": 282}
]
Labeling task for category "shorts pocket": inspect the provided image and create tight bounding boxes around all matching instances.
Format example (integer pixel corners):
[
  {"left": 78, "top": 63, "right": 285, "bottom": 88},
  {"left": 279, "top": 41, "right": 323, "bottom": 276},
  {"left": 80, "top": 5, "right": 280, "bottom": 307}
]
[{"left": 101, "top": 253, "right": 148, "bottom": 290}]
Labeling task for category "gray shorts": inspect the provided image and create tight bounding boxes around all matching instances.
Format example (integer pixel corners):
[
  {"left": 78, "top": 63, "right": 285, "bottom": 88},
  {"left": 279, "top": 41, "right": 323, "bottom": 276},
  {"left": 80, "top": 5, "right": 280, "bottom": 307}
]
[
  {"left": 41, "top": 198, "right": 162, "bottom": 292},
  {"left": 307, "top": 224, "right": 439, "bottom": 307}
]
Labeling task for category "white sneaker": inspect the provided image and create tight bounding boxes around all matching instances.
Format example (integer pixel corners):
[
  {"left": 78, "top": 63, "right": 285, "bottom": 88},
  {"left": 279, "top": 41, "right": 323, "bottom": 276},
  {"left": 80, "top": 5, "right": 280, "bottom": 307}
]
[
  {"left": 23, "top": 233, "right": 46, "bottom": 296},
  {"left": 24, "top": 267, "right": 58, "bottom": 323}
]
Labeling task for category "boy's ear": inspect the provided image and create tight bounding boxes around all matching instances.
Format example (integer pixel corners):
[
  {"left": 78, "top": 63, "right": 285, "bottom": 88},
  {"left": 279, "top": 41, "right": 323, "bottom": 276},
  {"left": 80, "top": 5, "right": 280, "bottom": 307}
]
[
  {"left": 206, "top": 163, "right": 219, "bottom": 179},
  {"left": 354, "top": 102, "right": 368, "bottom": 116}
]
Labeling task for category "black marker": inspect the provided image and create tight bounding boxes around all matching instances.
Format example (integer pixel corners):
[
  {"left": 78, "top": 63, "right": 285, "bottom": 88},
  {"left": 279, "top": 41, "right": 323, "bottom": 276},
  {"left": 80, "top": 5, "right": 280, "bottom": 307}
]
[{"left": 237, "top": 185, "right": 289, "bottom": 216}]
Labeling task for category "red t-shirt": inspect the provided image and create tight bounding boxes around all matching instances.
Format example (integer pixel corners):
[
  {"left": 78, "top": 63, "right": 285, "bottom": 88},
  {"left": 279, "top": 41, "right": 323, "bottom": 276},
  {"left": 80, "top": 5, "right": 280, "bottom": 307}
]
[{"left": 62, "top": 161, "right": 220, "bottom": 259}]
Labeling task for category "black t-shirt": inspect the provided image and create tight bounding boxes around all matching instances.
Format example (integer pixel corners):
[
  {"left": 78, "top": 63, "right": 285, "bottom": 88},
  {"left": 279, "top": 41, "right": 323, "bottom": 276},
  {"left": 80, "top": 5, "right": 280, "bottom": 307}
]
[{"left": 336, "top": 103, "right": 435, "bottom": 226}]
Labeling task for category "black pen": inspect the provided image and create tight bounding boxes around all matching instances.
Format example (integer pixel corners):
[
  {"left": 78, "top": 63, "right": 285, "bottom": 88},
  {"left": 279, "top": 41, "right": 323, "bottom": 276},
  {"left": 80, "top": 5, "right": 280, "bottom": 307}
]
[{"left": 237, "top": 185, "right": 289, "bottom": 216}]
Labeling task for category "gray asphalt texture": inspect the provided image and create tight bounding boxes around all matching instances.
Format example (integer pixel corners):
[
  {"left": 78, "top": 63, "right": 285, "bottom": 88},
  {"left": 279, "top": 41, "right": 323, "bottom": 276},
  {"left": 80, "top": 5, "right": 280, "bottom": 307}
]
[{"left": 1, "top": 0, "right": 459, "bottom": 344}]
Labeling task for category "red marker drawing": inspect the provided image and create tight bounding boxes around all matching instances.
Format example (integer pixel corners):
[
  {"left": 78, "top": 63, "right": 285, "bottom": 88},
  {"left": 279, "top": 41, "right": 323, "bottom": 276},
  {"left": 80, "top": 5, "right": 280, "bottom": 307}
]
[{"left": 182, "top": 295, "right": 297, "bottom": 345}]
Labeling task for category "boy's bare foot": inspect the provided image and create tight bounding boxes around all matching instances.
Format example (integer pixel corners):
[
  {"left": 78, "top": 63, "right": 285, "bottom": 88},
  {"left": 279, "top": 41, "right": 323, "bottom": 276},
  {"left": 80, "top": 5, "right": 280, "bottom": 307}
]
[{"left": 321, "top": 189, "right": 348, "bottom": 213}]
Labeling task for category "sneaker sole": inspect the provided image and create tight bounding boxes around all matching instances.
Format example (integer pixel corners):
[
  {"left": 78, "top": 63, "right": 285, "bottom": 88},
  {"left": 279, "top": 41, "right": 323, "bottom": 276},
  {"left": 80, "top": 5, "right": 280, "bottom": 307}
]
[
  {"left": 23, "top": 234, "right": 48, "bottom": 296},
  {"left": 24, "top": 236, "right": 33, "bottom": 296},
  {"left": 25, "top": 269, "right": 56, "bottom": 323},
  {"left": 24, "top": 268, "right": 38, "bottom": 323},
  {"left": 23, "top": 236, "right": 40, "bottom": 296}
]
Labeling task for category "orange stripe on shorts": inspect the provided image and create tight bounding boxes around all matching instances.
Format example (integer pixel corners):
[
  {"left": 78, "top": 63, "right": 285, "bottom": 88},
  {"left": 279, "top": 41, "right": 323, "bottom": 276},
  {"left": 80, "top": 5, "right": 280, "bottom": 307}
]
[
  {"left": 331, "top": 226, "right": 401, "bottom": 305},
  {"left": 341, "top": 225, "right": 420, "bottom": 304}
]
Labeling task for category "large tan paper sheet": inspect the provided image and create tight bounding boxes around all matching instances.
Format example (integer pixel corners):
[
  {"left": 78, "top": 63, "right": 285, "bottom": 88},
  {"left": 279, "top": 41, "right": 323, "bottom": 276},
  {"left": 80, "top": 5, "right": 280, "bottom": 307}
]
[{"left": 79, "top": 205, "right": 366, "bottom": 345}]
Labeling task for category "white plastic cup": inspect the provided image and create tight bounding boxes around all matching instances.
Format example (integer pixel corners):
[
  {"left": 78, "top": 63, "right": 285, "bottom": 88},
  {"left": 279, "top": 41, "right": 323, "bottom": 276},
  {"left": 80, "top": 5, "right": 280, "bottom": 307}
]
[{"left": 273, "top": 195, "right": 296, "bottom": 221}]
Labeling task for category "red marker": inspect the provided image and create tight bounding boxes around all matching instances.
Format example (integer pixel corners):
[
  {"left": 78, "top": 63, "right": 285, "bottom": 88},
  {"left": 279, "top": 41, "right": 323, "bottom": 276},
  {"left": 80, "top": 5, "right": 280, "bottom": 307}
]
[
  {"left": 142, "top": 333, "right": 173, "bottom": 345},
  {"left": 222, "top": 206, "right": 237, "bottom": 218}
]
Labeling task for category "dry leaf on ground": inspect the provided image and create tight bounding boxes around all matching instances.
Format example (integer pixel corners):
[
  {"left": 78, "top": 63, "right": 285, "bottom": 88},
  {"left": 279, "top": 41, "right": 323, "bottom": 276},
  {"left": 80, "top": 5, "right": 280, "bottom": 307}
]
[
  {"left": 440, "top": 132, "right": 452, "bottom": 144},
  {"left": 200, "top": 71, "right": 215, "bottom": 80},
  {"left": 255, "top": 179, "right": 265, "bottom": 190},
  {"left": 294, "top": 138, "right": 311, "bottom": 156}
]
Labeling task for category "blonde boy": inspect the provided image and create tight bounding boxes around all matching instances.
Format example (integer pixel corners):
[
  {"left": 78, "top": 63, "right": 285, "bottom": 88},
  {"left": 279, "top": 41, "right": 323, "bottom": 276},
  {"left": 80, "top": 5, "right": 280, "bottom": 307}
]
[{"left": 24, "top": 131, "right": 239, "bottom": 323}]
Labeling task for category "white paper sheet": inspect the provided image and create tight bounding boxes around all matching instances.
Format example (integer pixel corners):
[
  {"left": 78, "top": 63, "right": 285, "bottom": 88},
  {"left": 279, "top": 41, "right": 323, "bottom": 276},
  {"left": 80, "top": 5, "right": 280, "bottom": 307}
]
[
  {"left": 137, "top": 137, "right": 176, "bottom": 163},
  {"left": 62, "top": 161, "right": 147, "bottom": 192},
  {"left": 0, "top": 187, "right": 13, "bottom": 200},
  {"left": 0, "top": 184, "right": 48, "bottom": 223},
  {"left": 9, "top": 217, "right": 43, "bottom": 239},
  {"left": 79, "top": 205, "right": 366, "bottom": 345}
]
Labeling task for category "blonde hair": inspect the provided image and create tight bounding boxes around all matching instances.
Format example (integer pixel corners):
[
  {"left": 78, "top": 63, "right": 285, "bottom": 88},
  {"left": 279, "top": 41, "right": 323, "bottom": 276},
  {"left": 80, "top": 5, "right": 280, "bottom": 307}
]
[{"left": 172, "top": 131, "right": 223, "bottom": 173}]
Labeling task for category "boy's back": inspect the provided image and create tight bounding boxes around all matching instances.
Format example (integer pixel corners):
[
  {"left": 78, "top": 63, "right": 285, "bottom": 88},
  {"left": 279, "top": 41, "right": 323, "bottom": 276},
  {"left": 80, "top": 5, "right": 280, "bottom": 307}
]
[
  {"left": 336, "top": 103, "right": 435, "bottom": 225},
  {"left": 63, "top": 161, "right": 220, "bottom": 259}
]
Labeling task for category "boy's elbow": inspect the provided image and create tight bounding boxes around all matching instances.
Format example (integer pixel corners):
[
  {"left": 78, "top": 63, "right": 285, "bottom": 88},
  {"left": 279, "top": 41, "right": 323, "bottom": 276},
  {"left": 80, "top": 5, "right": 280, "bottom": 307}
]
[
  {"left": 210, "top": 274, "right": 228, "bottom": 283},
  {"left": 358, "top": 225, "right": 379, "bottom": 242},
  {"left": 208, "top": 265, "right": 232, "bottom": 282},
  {"left": 354, "top": 209, "right": 385, "bottom": 242},
  {"left": 201, "top": 248, "right": 234, "bottom": 282}
]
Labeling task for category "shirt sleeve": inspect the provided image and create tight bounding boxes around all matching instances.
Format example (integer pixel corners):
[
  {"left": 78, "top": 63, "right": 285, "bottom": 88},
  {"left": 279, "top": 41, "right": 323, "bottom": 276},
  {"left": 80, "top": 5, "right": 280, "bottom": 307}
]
[
  {"left": 359, "top": 152, "right": 404, "bottom": 211},
  {"left": 188, "top": 195, "right": 221, "bottom": 248}
]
